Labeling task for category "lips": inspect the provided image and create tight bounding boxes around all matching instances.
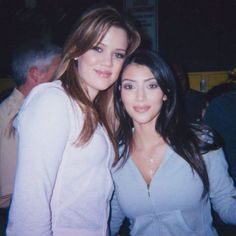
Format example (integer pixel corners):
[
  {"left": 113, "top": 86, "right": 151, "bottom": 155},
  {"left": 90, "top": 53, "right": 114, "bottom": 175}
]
[
  {"left": 133, "top": 105, "right": 150, "bottom": 113},
  {"left": 94, "top": 69, "right": 112, "bottom": 78}
]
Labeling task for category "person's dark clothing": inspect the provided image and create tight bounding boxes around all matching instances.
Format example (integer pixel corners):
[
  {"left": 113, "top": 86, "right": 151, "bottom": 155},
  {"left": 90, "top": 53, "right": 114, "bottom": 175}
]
[
  {"left": 204, "top": 90, "right": 236, "bottom": 183},
  {"left": 185, "top": 89, "right": 206, "bottom": 123}
]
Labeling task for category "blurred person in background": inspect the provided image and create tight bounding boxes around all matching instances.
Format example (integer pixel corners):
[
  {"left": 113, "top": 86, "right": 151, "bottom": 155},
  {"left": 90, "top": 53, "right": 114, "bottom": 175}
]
[
  {"left": 0, "top": 39, "right": 61, "bottom": 234},
  {"left": 172, "top": 63, "right": 207, "bottom": 123},
  {"left": 204, "top": 67, "right": 236, "bottom": 184}
]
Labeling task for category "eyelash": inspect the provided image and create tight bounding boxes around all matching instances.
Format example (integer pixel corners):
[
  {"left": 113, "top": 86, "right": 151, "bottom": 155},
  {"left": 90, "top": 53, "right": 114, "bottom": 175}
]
[
  {"left": 92, "top": 46, "right": 125, "bottom": 59},
  {"left": 122, "top": 83, "right": 158, "bottom": 90},
  {"left": 115, "top": 53, "right": 125, "bottom": 59},
  {"left": 147, "top": 83, "right": 158, "bottom": 89},
  {"left": 92, "top": 46, "right": 102, "bottom": 53},
  {"left": 123, "top": 84, "right": 133, "bottom": 90}
]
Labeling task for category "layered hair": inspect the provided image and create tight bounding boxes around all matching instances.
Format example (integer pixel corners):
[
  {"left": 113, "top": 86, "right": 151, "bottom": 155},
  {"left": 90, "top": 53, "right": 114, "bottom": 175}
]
[
  {"left": 54, "top": 5, "right": 140, "bottom": 162},
  {"left": 11, "top": 40, "right": 61, "bottom": 87},
  {"left": 114, "top": 49, "right": 221, "bottom": 197}
]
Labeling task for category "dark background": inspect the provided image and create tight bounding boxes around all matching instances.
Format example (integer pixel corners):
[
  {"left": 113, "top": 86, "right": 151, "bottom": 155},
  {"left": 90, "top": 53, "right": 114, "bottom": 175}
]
[
  {"left": 159, "top": 0, "right": 236, "bottom": 72},
  {"left": 0, "top": 0, "right": 235, "bottom": 77}
]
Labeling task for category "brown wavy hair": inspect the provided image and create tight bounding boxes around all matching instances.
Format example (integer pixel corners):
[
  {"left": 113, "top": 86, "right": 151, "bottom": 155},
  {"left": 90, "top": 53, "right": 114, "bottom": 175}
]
[{"left": 54, "top": 5, "right": 140, "bottom": 163}]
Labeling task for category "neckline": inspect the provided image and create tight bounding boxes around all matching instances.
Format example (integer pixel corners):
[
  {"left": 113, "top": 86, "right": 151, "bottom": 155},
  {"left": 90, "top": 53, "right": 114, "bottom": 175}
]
[{"left": 129, "top": 145, "right": 172, "bottom": 186}]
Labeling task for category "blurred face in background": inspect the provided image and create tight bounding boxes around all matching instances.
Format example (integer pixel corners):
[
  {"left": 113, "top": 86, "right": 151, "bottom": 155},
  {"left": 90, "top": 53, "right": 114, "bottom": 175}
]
[{"left": 37, "top": 55, "right": 61, "bottom": 83}]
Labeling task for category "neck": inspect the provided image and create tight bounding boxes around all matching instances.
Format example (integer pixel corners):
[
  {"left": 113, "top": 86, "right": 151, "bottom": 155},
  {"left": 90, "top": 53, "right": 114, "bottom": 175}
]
[
  {"left": 17, "top": 85, "right": 30, "bottom": 97},
  {"left": 17, "top": 81, "right": 36, "bottom": 97},
  {"left": 132, "top": 123, "right": 163, "bottom": 151}
]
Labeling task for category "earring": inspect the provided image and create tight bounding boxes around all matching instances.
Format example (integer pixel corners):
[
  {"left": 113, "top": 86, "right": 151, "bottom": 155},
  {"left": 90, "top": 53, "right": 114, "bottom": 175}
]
[
  {"left": 74, "top": 57, "right": 79, "bottom": 61},
  {"left": 163, "top": 95, "right": 167, "bottom": 101}
]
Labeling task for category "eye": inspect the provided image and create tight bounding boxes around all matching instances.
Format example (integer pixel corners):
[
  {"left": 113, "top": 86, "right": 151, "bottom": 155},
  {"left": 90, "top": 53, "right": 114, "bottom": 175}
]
[
  {"left": 114, "top": 52, "right": 126, "bottom": 59},
  {"left": 122, "top": 83, "right": 134, "bottom": 90},
  {"left": 92, "top": 46, "right": 103, "bottom": 53},
  {"left": 147, "top": 83, "right": 158, "bottom": 89}
]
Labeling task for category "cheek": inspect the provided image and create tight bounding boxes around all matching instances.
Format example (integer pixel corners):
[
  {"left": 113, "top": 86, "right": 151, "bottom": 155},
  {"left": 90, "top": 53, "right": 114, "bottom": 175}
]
[
  {"left": 121, "top": 92, "right": 132, "bottom": 109},
  {"left": 113, "top": 61, "right": 124, "bottom": 76},
  {"left": 79, "top": 52, "right": 96, "bottom": 68},
  {"left": 77, "top": 55, "right": 92, "bottom": 78}
]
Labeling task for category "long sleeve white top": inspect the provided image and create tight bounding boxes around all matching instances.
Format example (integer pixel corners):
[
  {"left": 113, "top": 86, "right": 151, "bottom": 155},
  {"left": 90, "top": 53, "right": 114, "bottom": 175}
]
[{"left": 7, "top": 80, "right": 115, "bottom": 236}]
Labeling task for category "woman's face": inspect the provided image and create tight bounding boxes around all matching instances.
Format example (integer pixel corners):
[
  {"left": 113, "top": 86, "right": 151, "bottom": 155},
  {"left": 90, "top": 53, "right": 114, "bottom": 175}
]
[
  {"left": 77, "top": 26, "right": 128, "bottom": 100},
  {"left": 121, "top": 63, "right": 167, "bottom": 126}
]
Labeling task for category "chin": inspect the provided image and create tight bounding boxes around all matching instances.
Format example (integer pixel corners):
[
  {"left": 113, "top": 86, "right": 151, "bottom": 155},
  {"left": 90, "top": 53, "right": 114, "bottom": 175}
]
[
  {"left": 134, "top": 119, "right": 151, "bottom": 125},
  {"left": 98, "top": 84, "right": 114, "bottom": 91}
]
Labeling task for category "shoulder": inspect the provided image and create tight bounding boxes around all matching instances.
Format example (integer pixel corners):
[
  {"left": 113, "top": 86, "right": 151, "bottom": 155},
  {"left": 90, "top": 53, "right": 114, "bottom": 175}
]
[
  {"left": 0, "top": 89, "right": 24, "bottom": 126},
  {"left": 203, "top": 147, "right": 224, "bottom": 158},
  {"left": 0, "top": 88, "right": 24, "bottom": 113},
  {"left": 24, "top": 80, "right": 67, "bottom": 105},
  {"left": 19, "top": 80, "right": 76, "bottom": 117},
  {"left": 203, "top": 148, "right": 226, "bottom": 169},
  {"left": 16, "top": 81, "right": 80, "bottom": 128}
]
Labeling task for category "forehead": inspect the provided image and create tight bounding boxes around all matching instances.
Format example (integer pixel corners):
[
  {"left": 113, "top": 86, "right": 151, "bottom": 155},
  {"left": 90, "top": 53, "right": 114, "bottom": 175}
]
[
  {"left": 97, "top": 26, "right": 128, "bottom": 49},
  {"left": 122, "top": 63, "right": 154, "bottom": 80}
]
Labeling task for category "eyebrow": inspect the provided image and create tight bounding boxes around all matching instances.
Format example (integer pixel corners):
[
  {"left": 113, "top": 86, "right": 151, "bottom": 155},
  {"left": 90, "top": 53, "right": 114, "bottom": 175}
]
[{"left": 122, "top": 77, "right": 156, "bottom": 82}]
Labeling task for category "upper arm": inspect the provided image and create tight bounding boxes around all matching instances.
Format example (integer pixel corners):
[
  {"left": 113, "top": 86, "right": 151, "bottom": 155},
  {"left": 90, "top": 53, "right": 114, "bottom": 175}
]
[
  {"left": 15, "top": 87, "right": 70, "bottom": 184},
  {"left": 205, "top": 149, "right": 236, "bottom": 224}
]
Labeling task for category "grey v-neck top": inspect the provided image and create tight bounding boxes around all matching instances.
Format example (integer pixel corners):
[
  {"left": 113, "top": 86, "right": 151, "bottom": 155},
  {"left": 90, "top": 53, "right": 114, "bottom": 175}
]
[{"left": 110, "top": 146, "right": 236, "bottom": 236}]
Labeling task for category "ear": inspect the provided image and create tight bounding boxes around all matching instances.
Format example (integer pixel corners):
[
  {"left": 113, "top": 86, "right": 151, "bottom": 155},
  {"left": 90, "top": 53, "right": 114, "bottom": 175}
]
[{"left": 27, "top": 66, "right": 40, "bottom": 84}]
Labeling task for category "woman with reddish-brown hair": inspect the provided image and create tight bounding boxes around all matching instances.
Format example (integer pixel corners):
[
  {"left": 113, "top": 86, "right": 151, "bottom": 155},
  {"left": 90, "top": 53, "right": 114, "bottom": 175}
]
[{"left": 7, "top": 5, "right": 140, "bottom": 236}]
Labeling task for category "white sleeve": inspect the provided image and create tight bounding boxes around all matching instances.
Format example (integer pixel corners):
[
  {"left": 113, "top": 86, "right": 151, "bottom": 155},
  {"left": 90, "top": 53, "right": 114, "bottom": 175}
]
[
  {"left": 7, "top": 87, "right": 71, "bottom": 236},
  {"left": 205, "top": 148, "right": 236, "bottom": 224},
  {"left": 109, "top": 191, "right": 126, "bottom": 236}
]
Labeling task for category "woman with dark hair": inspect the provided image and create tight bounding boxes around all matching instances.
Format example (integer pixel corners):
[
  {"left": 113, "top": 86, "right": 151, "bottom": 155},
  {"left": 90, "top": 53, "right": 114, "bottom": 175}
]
[
  {"left": 110, "top": 50, "right": 236, "bottom": 236},
  {"left": 6, "top": 5, "right": 140, "bottom": 236}
]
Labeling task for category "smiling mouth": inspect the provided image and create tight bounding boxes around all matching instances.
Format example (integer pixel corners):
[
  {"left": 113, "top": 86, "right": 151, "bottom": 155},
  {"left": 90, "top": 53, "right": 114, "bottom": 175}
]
[
  {"left": 95, "top": 69, "right": 112, "bottom": 78},
  {"left": 133, "top": 106, "right": 150, "bottom": 113}
]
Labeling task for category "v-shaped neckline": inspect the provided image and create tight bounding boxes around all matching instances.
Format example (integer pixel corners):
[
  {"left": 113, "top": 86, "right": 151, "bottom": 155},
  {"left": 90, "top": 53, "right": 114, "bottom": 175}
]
[{"left": 129, "top": 145, "right": 173, "bottom": 187}]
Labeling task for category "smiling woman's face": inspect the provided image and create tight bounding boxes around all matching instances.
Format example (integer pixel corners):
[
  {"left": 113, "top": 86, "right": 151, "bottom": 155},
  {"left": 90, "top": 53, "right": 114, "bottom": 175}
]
[
  {"left": 77, "top": 26, "right": 128, "bottom": 101},
  {"left": 121, "top": 63, "right": 167, "bottom": 126}
]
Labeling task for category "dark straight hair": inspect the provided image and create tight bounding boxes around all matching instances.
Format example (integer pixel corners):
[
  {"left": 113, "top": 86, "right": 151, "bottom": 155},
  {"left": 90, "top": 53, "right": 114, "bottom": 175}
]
[{"left": 114, "top": 49, "right": 222, "bottom": 198}]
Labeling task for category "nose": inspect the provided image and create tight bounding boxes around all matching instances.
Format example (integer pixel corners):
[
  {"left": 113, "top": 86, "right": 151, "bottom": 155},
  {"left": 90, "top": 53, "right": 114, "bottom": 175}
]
[
  {"left": 136, "top": 86, "right": 146, "bottom": 101},
  {"left": 102, "top": 53, "right": 113, "bottom": 67}
]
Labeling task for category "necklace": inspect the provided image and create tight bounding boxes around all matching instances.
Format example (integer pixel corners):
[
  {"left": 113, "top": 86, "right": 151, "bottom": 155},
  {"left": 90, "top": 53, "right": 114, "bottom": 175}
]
[
  {"left": 140, "top": 145, "right": 166, "bottom": 179},
  {"left": 132, "top": 137, "right": 166, "bottom": 183},
  {"left": 148, "top": 155, "right": 155, "bottom": 178}
]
